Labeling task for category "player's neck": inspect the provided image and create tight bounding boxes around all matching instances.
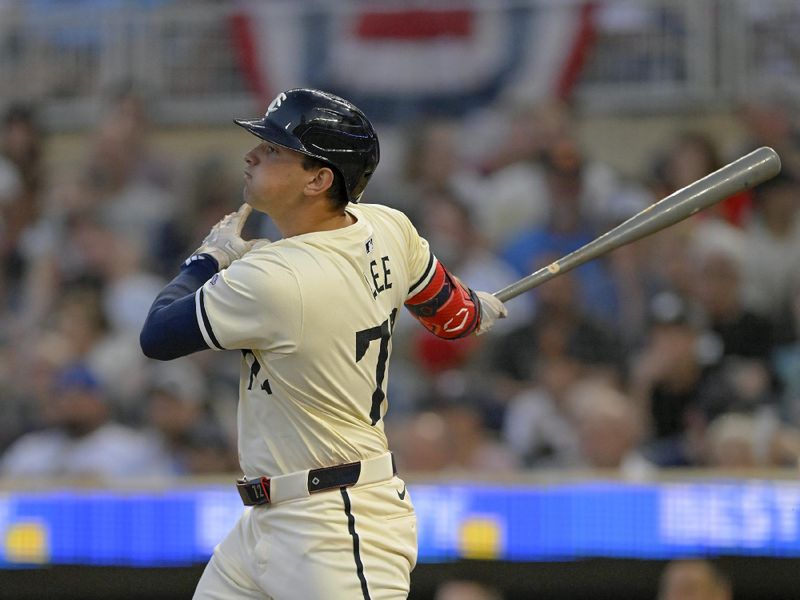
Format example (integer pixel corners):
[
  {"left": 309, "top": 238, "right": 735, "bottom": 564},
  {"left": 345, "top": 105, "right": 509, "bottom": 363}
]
[{"left": 275, "top": 205, "right": 355, "bottom": 238}]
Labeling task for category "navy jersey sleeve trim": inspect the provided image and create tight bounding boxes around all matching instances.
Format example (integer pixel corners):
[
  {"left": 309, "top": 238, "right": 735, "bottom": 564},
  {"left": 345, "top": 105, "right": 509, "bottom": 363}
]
[
  {"left": 198, "top": 288, "right": 224, "bottom": 350},
  {"left": 408, "top": 251, "right": 435, "bottom": 296},
  {"left": 139, "top": 255, "right": 219, "bottom": 360}
]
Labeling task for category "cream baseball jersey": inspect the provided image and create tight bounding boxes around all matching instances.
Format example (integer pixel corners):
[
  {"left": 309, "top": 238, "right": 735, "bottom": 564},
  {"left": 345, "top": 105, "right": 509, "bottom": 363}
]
[{"left": 194, "top": 203, "right": 436, "bottom": 477}]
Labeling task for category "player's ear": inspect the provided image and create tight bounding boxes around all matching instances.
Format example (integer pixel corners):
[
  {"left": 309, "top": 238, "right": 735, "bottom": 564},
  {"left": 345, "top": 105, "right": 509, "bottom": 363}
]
[{"left": 304, "top": 166, "right": 335, "bottom": 198}]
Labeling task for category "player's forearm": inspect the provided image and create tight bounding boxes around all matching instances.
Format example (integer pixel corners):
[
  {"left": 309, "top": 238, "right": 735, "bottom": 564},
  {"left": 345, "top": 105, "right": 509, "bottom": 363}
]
[
  {"left": 139, "top": 255, "right": 218, "bottom": 360},
  {"left": 404, "top": 260, "right": 481, "bottom": 339}
]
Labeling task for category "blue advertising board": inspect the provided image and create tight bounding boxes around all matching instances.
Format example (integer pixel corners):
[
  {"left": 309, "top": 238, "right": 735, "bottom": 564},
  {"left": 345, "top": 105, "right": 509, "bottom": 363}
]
[{"left": 1, "top": 480, "right": 798, "bottom": 567}]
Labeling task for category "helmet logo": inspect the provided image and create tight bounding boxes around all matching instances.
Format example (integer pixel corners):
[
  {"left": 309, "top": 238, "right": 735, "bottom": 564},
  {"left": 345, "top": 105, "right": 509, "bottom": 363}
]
[{"left": 265, "top": 92, "right": 287, "bottom": 116}]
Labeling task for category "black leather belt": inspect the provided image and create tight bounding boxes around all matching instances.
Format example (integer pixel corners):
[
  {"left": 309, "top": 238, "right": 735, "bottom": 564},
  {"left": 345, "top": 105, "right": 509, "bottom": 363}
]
[{"left": 236, "top": 455, "right": 398, "bottom": 506}]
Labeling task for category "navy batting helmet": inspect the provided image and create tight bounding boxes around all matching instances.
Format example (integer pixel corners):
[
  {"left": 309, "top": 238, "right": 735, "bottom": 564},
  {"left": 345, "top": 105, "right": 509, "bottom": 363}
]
[{"left": 234, "top": 88, "right": 380, "bottom": 203}]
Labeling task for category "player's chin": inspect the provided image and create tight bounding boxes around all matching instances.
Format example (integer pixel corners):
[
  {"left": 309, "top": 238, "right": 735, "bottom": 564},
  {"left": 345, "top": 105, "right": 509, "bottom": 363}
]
[
  {"left": 242, "top": 186, "right": 259, "bottom": 206},
  {"left": 242, "top": 190, "right": 269, "bottom": 215}
]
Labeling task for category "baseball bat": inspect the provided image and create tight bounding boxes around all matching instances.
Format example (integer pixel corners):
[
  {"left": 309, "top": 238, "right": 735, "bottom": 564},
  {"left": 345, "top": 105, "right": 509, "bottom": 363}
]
[{"left": 493, "top": 146, "right": 781, "bottom": 303}]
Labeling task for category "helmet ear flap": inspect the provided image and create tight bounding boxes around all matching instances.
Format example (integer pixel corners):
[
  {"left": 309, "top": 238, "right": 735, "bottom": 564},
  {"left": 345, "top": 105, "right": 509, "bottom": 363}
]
[
  {"left": 234, "top": 89, "right": 380, "bottom": 203},
  {"left": 351, "top": 164, "right": 379, "bottom": 203}
]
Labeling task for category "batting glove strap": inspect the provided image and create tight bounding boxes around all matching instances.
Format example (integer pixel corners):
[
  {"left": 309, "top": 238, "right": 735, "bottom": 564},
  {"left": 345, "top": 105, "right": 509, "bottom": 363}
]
[
  {"left": 189, "top": 204, "right": 254, "bottom": 270},
  {"left": 182, "top": 253, "right": 219, "bottom": 271}
]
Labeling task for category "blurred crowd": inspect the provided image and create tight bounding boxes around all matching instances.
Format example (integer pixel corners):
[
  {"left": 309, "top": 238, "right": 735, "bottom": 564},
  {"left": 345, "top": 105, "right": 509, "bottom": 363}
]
[{"left": 2, "top": 88, "right": 800, "bottom": 481}]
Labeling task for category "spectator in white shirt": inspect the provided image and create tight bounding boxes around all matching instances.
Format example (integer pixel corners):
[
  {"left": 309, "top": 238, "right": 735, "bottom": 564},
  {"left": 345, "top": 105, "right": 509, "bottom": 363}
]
[{"left": 0, "top": 363, "right": 170, "bottom": 480}]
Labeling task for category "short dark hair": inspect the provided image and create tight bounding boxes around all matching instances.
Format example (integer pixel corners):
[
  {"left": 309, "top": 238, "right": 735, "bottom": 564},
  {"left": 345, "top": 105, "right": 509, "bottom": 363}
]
[
  {"left": 3, "top": 102, "right": 36, "bottom": 127},
  {"left": 753, "top": 170, "right": 800, "bottom": 200},
  {"left": 301, "top": 156, "right": 348, "bottom": 208}
]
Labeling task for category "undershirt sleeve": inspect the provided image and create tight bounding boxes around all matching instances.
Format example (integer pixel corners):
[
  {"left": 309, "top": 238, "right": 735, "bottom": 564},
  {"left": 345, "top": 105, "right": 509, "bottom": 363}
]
[{"left": 139, "top": 255, "right": 218, "bottom": 360}]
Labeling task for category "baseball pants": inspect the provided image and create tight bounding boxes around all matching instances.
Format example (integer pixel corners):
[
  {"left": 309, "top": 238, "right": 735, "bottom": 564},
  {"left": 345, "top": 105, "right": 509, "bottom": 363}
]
[{"left": 193, "top": 474, "right": 417, "bottom": 599}]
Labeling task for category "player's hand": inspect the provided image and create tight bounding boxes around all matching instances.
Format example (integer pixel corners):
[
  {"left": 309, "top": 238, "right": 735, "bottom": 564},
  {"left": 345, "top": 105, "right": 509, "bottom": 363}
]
[
  {"left": 192, "top": 203, "right": 254, "bottom": 270},
  {"left": 475, "top": 290, "right": 507, "bottom": 336}
]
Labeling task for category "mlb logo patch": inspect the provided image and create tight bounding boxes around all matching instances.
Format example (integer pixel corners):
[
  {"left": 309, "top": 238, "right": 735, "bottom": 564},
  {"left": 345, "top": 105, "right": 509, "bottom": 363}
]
[
  {"left": 365, "top": 238, "right": 374, "bottom": 254},
  {"left": 211, "top": 273, "right": 219, "bottom": 286}
]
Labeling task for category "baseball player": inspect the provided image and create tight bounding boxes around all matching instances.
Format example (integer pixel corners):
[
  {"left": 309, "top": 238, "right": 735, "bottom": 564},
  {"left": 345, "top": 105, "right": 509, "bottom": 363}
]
[{"left": 139, "top": 88, "right": 507, "bottom": 599}]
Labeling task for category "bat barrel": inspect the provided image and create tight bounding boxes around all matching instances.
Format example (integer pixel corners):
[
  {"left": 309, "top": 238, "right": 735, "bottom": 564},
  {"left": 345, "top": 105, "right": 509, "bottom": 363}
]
[{"left": 493, "top": 146, "right": 781, "bottom": 304}]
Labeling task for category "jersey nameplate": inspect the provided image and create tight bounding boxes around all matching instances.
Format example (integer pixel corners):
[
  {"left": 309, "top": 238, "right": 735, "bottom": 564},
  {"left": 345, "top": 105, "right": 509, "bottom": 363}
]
[{"left": 369, "top": 255, "right": 392, "bottom": 298}]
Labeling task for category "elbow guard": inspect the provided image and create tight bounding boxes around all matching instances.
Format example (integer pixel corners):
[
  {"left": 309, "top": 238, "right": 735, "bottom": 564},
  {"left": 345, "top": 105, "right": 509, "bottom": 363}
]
[{"left": 404, "top": 260, "right": 481, "bottom": 339}]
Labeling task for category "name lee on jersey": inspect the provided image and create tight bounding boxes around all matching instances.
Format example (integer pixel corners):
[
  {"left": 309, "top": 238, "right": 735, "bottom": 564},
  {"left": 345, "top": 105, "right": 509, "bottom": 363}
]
[{"left": 369, "top": 256, "right": 392, "bottom": 298}]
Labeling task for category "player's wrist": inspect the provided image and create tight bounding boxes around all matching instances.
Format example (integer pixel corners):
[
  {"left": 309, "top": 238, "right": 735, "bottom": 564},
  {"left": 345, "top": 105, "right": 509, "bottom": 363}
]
[
  {"left": 193, "top": 243, "right": 239, "bottom": 270},
  {"left": 183, "top": 252, "right": 220, "bottom": 272},
  {"left": 475, "top": 290, "right": 507, "bottom": 336}
]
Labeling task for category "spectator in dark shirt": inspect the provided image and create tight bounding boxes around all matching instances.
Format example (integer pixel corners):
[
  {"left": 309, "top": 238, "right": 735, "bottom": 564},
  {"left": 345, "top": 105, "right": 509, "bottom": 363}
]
[
  {"left": 492, "top": 261, "right": 623, "bottom": 387},
  {"left": 629, "top": 292, "right": 741, "bottom": 465},
  {"left": 692, "top": 242, "right": 779, "bottom": 407}
]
